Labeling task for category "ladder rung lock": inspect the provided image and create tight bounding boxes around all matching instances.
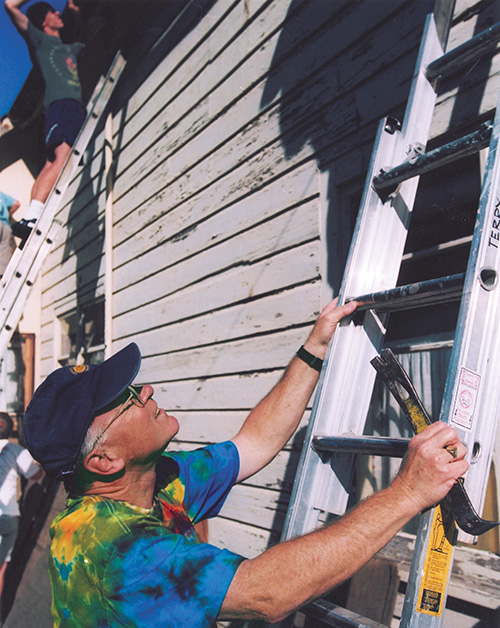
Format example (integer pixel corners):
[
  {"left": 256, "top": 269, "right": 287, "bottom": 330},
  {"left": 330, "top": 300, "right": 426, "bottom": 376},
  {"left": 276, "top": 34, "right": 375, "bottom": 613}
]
[
  {"left": 26, "top": 280, "right": 33, "bottom": 287},
  {"left": 372, "top": 123, "right": 493, "bottom": 194}
]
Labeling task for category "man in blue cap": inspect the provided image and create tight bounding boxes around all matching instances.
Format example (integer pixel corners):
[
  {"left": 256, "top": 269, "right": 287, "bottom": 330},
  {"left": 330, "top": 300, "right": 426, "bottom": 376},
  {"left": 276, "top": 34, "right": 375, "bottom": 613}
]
[{"left": 23, "top": 299, "right": 468, "bottom": 627}]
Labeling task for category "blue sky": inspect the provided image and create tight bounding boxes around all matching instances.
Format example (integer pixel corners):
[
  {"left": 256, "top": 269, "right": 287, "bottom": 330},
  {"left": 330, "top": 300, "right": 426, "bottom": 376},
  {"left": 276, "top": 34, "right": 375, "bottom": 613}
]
[{"left": 0, "top": 0, "right": 68, "bottom": 115}]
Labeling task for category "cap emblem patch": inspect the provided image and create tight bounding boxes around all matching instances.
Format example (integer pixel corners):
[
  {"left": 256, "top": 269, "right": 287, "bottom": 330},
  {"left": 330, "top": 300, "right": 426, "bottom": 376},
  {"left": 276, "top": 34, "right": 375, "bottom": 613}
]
[{"left": 69, "top": 364, "right": 89, "bottom": 375}]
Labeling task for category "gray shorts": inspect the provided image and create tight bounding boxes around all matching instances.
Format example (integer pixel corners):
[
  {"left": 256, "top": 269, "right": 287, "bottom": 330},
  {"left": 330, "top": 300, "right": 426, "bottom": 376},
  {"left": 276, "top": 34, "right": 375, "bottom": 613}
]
[
  {"left": 0, "top": 515, "right": 19, "bottom": 563},
  {"left": 0, "top": 221, "right": 16, "bottom": 277}
]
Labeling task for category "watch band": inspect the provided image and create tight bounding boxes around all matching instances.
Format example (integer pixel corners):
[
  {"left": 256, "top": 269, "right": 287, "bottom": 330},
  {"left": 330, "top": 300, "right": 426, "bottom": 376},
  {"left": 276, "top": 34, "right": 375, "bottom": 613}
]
[{"left": 296, "top": 345, "right": 323, "bottom": 372}]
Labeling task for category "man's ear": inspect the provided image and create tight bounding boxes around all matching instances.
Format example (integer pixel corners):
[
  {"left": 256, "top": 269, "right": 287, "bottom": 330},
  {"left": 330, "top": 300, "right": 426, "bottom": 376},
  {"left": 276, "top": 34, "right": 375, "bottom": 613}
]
[{"left": 84, "top": 449, "right": 125, "bottom": 477}]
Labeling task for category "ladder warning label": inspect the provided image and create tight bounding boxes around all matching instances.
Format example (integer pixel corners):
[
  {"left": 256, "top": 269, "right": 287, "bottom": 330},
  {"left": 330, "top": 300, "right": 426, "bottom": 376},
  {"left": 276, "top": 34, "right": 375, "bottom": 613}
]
[
  {"left": 417, "top": 505, "right": 456, "bottom": 617},
  {"left": 451, "top": 367, "right": 480, "bottom": 431}
]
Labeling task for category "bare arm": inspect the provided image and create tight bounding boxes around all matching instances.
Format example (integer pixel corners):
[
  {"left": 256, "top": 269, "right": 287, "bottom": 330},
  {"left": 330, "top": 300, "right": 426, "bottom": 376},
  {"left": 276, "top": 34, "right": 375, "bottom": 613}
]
[
  {"left": 8, "top": 200, "right": 21, "bottom": 216},
  {"left": 231, "top": 299, "right": 358, "bottom": 482},
  {"left": 4, "top": 0, "right": 29, "bottom": 33},
  {"left": 220, "top": 422, "right": 469, "bottom": 623},
  {"left": 66, "top": 0, "right": 80, "bottom": 12}
]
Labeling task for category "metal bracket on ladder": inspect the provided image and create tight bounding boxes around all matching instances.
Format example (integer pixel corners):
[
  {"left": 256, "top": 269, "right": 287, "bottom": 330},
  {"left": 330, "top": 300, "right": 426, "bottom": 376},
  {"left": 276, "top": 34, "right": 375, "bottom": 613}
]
[
  {"left": 276, "top": 9, "right": 500, "bottom": 628},
  {"left": 0, "top": 51, "right": 126, "bottom": 357}
]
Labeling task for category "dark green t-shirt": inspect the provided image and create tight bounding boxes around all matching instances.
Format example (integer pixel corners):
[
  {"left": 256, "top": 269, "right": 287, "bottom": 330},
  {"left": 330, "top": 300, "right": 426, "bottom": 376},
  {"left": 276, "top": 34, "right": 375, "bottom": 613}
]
[{"left": 27, "top": 21, "right": 84, "bottom": 108}]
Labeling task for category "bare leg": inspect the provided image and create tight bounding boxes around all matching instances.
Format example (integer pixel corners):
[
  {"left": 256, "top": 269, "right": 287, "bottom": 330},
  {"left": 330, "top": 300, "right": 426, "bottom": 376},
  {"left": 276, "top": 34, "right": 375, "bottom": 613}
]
[
  {"left": 31, "top": 142, "right": 72, "bottom": 204},
  {"left": 0, "top": 560, "right": 7, "bottom": 600}
]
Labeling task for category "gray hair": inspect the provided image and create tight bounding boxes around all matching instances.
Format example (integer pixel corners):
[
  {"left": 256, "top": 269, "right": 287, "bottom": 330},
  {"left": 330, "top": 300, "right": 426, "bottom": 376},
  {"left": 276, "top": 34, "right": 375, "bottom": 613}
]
[{"left": 64, "top": 419, "right": 109, "bottom": 495}]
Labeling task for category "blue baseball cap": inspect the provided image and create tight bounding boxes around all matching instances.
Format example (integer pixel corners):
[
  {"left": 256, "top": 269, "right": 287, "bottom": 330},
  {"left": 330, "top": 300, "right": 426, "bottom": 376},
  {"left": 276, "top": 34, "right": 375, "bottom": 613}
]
[{"left": 23, "top": 343, "right": 141, "bottom": 479}]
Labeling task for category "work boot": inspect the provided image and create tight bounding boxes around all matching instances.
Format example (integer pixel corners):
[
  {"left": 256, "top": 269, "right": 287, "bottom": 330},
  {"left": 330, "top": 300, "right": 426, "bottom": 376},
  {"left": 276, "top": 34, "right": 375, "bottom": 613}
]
[{"left": 11, "top": 218, "right": 36, "bottom": 250}]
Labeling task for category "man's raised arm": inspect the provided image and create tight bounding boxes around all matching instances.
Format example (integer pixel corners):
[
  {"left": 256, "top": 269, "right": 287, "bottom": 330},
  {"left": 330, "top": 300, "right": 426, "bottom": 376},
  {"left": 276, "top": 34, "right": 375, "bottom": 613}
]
[
  {"left": 4, "top": 0, "right": 29, "bottom": 33},
  {"left": 231, "top": 298, "right": 357, "bottom": 482}
]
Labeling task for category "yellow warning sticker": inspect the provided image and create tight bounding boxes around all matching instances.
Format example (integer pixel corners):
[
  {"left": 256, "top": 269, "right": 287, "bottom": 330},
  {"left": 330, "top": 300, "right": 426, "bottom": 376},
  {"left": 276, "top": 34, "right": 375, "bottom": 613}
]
[{"left": 417, "top": 504, "right": 457, "bottom": 616}]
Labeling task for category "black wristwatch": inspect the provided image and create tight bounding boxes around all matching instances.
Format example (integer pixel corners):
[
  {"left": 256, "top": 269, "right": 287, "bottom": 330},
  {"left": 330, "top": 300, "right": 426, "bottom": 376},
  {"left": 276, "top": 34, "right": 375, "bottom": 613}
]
[{"left": 296, "top": 345, "right": 323, "bottom": 372}]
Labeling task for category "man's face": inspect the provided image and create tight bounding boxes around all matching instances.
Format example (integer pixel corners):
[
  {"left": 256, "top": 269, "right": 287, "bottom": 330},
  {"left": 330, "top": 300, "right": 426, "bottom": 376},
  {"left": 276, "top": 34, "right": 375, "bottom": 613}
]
[
  {"left": 42, "top": 10, "right": 64, "bottom": 31},
  {"left": 92, "top": 385, "right": 180, "bottom": 467}
]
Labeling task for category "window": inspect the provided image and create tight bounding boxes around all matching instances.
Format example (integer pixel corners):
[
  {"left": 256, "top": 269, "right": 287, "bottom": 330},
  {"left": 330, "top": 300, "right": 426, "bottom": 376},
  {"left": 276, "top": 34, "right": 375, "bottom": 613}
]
[{"left": 58, "top": 301, "right": 105, "bottom": 366}]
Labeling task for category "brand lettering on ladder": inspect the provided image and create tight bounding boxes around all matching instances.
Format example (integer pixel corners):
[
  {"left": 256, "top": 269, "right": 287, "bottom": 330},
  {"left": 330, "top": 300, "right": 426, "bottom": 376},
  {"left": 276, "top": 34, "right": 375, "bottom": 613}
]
[{"left": 489, "top": 197, "right": 500, "bottom": 248}]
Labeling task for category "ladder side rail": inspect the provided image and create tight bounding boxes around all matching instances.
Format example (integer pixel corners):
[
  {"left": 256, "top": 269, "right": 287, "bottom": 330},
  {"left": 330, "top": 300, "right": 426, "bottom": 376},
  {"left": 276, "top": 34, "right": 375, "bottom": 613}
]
[
  {"left": 400, "top": 508, "right": 455, "bottom": 628},
  {"left": 280, "top": 118, "right": 403, "bottom": 538},
  {"left": 0, "top": 222, "right": 62, "bottom": 352},
  {"left": 316, "top": 13, "right": 446, "bottom": 518},
  {"left": 437, "top": 88, "right": 500, "bottom": 535},
  {"left": 399, "top": 89, "right": 500, "bottom": 628},
  {"left": 282, "top": 13, "right": 446, "bottom": 541},
  {"left": 0, "top": 53, "right": 126, "bottom": 357}
]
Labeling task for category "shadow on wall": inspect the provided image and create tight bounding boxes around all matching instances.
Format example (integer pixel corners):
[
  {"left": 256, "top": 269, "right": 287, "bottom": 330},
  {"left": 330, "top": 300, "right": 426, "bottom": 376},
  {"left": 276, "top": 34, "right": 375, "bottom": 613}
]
[
  {"left": 253, "top": 0, "right": 434, "bottom": 564},
  {"left": 259, "top": 0, "right": 430, "bottom": 295}
]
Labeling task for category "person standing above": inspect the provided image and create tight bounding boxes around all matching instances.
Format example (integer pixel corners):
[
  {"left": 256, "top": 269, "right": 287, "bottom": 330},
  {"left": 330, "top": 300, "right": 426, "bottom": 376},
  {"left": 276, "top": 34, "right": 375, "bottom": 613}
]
[
  {"left": 4, "top": 0, "right": 85, "bottom": 247},
  {"left": 22, "top": 299, "right": 469, "bottom": 627},
  {"left": 0, "top": 412, "right": 43, "bottom": 605},
  {"left": 0, "top": 192, "right": 20, "bottom": 277}
]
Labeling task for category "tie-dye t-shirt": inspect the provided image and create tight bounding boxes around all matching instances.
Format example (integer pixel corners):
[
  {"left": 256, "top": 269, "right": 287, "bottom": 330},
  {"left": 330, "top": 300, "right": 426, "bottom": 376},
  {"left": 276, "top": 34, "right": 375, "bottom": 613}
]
[{"left": 49, "top": 441, "right": 245, "bottom": 627}]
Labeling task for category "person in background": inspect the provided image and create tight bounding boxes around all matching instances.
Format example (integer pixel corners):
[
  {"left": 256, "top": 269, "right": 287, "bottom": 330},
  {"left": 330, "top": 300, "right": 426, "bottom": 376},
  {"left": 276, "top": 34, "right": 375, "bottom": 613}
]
[
  {"left": 0, "top": 192, "right": 19, "bottom": 278},
  {"left": 4, "top": 0, "right": 85, "bottom": 248},
  {"left": 0, "top": 412, "right": 43, "bottom": 606}
]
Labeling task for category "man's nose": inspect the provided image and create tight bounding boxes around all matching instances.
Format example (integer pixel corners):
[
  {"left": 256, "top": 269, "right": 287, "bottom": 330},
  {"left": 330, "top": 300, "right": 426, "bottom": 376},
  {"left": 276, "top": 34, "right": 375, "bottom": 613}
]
[{"left": 139, "top": 384, "right": 155, "bottom": 403}]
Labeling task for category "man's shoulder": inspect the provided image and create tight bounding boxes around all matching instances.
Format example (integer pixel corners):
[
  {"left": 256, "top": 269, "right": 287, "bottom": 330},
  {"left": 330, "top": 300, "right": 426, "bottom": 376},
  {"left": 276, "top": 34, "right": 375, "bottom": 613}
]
[
  {"left": 54, "top": 496, "right": 163, "bottom": 531},
  {"left": 25, "top": 19, "right": 42, "bottom": 45},
  {"left": 50, "top": 496, "right": 177, "bottom": 553}
]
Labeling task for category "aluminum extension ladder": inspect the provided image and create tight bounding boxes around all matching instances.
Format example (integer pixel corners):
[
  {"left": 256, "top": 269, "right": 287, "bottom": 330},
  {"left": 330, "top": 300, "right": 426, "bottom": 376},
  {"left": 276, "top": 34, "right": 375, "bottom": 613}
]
[
  {"left": 0, "top": 51, "right": 126, "bottom": 357},
  {"left": 277, "top": 10, "right": 500, "bottom": 628}
]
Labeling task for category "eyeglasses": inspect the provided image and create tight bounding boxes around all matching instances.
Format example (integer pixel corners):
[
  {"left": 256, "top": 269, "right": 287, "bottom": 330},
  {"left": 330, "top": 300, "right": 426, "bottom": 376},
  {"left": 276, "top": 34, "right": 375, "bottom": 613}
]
[{"left": 90, "top": 385, "right": 145, "bottom": 451}]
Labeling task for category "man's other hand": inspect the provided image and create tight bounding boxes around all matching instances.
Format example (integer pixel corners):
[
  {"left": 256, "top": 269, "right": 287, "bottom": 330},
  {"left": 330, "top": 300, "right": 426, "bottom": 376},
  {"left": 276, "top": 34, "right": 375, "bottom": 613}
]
[
  {"left": 303, "top": 298, "right": 358, "bottom": 360},
  {"left": 391, "top": 422, "right": 469, "bottom": 512}
]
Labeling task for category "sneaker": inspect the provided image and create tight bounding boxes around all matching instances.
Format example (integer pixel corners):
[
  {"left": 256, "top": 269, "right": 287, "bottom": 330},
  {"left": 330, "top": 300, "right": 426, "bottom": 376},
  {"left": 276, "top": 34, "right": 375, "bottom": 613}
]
[{"left": 11, "top": 218, "right": 36, "bottom": 250}]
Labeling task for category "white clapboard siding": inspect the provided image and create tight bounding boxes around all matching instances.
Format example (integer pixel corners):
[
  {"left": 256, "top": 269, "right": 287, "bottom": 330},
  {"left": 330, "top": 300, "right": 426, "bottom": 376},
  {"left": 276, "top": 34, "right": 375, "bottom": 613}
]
[
  {"left": 219, "top": 482, "right": 287, "bottom": 531},
  {"left": 156, "top": 409, "right": 310, "bottom": 450},
  {"left": 208, "top": 517, "right": 272, "bottom": 558},
  {"left": 113, "top": 216, "right": 320, "bottom": 333},
  {"left": 136, "top": 328, "right": 314, "bottom": 383},
  {"left": 112, "top": 162, "right": 321, "bottom": 282},
  {"left": 116, "top": 283, "right": 320, "bottom": 360}
]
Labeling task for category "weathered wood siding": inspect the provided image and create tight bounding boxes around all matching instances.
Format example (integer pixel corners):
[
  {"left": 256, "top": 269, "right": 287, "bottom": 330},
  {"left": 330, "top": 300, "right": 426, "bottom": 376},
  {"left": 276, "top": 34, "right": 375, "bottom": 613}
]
[{"left": 39, "top": 0, "right": 499, "bottom": 593}]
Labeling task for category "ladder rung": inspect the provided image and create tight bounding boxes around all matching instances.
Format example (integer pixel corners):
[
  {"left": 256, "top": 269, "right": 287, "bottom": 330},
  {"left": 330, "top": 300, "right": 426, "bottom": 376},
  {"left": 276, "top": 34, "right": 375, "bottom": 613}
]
[
  {"left": 300, "top": 598, "right": 389, "bottom": 628},
  {"left": 372, "top": 122, "right": 492, "bottom": 195},
  {"left": 427, "top": 21, "right": 500, "bottom": 81},
  {"left": 348, "top": 273, "right": 464, "bottom": 312},
  {"left": 402, "top": 235, "right": 472, "bottom": 262},
  {"left": 313, "top": 435, "right": 408, "bottom": 457}
]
